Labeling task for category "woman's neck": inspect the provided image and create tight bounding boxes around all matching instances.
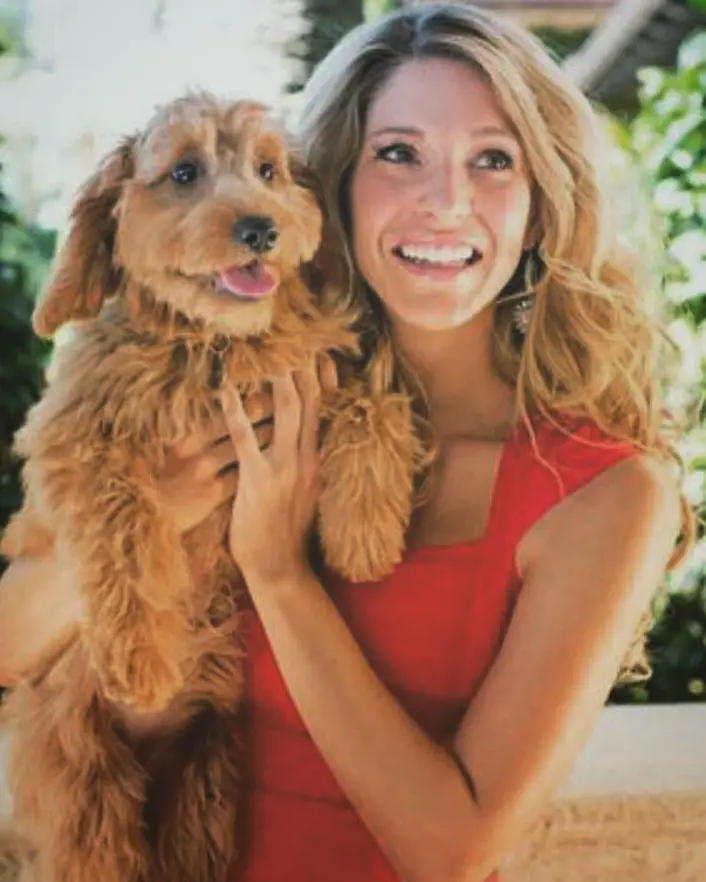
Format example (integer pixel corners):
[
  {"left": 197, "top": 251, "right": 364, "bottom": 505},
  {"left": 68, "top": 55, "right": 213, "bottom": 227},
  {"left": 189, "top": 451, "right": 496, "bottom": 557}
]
[{"left": 391, "top": 307, "right": 516, "bottom": 441}]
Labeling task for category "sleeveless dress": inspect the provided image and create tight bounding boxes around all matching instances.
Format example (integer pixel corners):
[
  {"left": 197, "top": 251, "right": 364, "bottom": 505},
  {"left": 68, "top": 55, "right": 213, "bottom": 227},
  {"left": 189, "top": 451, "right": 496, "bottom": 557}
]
[{"left": 228, "top": 420, "right": 636, "bottom": 882}]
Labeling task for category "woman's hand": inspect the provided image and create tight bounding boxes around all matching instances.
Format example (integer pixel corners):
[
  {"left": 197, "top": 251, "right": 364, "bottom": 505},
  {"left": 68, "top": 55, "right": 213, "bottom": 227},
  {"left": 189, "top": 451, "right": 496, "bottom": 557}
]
[
  {"left": 220, "top": 360, "right": 322, "bottom": 587},
  {"left": 151, "top": 391, "right": 273, "bottom": 536}
]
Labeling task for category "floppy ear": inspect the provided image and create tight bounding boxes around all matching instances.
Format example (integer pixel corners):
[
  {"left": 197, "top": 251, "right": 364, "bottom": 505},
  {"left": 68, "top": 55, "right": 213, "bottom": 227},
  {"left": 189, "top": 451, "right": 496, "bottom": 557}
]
[
  {"left": 288, "top": 154, "right": 342, "bottom": 302},
  {"left": 32, "top": 137, "right": 135, "bottom": 338}
]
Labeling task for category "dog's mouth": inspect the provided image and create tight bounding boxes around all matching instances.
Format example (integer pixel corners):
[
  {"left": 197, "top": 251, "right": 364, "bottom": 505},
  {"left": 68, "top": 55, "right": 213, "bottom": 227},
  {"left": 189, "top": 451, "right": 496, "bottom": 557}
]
[{"left": 212, "top": 261, "right": 279, "bottom": 301}]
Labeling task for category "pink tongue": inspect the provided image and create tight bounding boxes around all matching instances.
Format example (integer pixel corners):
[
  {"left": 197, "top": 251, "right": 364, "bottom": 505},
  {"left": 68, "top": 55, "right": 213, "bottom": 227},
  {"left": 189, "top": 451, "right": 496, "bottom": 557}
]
[{"left": 217, "top": 263, "right": 277, "bottom": 299}]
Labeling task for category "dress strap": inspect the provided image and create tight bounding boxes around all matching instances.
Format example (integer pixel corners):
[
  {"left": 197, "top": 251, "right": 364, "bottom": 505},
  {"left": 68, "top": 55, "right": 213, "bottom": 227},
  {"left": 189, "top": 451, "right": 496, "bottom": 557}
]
[{"left": 488, "top": 418, "right": 638, "bottom": 553}]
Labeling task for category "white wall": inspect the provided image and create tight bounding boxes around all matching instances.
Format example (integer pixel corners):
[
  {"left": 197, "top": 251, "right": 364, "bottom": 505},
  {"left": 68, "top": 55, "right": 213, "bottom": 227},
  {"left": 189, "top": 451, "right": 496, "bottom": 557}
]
[{"left": 0, "top": 0, "right": 304, "bottom": 227}]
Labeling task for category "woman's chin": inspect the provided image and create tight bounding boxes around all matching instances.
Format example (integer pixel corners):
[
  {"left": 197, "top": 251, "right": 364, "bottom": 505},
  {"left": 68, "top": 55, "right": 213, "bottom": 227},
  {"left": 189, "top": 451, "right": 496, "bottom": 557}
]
[{"left": 386, "top": 304, "right": 479, "bottom": 333}]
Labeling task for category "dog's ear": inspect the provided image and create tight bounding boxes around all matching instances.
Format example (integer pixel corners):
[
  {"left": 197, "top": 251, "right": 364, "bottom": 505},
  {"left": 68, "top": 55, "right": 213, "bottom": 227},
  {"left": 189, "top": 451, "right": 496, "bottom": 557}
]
[
  {"left": 288, "top": 154, "right": 337, "bottom": 296},
  {"left": 32, "top": 137, "right": 135, "bottom": 338},
  {"left": 288, "top": 152, "right": 322, "bottom": 202}
]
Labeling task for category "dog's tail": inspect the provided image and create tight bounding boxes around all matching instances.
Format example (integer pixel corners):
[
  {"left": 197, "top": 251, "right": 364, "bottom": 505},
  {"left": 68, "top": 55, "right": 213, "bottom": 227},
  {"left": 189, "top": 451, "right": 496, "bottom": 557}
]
[{"left": 0, "top": 827, "right": 33, "bottom": 882}]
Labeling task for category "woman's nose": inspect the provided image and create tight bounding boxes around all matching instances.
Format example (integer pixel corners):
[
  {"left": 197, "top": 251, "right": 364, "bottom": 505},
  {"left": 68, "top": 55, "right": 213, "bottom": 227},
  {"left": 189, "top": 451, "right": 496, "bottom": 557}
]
[{"left": 419, "top": 162, "right": 474, "bottom": 222}]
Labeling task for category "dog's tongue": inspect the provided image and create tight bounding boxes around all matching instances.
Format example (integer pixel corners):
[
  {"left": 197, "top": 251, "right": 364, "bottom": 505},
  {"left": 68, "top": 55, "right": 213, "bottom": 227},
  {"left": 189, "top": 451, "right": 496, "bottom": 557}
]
[{"left": 217, "top": 262, "right": 276, "bottom": 299}]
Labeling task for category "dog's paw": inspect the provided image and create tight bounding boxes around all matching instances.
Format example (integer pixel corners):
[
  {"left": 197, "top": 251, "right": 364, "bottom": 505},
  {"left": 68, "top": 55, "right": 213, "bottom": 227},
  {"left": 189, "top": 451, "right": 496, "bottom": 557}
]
[{"left": 99, "top": 645, "right": 184, "bottom": 712}]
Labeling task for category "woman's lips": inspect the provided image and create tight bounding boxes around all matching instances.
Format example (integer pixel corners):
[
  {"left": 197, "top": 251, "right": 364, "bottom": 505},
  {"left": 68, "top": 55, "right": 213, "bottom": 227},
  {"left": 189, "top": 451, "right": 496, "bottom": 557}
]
[{"left": 392, "top": 243, "right": 483, "bottom": 278}]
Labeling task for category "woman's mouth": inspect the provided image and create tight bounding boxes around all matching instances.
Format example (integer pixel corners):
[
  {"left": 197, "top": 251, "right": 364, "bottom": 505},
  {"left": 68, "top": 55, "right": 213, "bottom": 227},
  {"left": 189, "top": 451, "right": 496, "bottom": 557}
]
[
  {"left": 392, "top": 243, "right": 483, "bottom": 270},
  {"left": 392, "top": 244, "right": 483, "bottom": 281}
]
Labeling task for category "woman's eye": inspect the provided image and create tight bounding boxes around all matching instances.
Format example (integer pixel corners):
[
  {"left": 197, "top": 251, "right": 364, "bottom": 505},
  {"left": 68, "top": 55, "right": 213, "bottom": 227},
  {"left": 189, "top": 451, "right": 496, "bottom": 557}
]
[
  {"left": 474, "top": 150, "right": 513, "bottom": 171},
  {"left": 170, "top": 162, "right": 200, "bottom": 185},
  {"left": 258, "top": 162, "right": 276, "bottom": 182},
  {"left": 374, "top": 143, "right": 419, "bottom": 165}
]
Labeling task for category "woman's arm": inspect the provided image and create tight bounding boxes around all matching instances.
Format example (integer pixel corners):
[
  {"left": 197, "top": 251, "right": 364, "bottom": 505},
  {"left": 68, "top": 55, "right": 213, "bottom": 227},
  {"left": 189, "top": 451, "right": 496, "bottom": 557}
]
[
  {"left": 222, "top": 372, "right": 681, "bottom": 882},
  {"left": 0, "top": 556, "right": 81, "bottom": 686}
]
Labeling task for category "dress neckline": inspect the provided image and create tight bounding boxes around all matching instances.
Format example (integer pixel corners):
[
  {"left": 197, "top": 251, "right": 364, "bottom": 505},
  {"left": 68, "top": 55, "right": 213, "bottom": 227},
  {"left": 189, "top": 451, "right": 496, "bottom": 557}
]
[{"left": 401, "top": 425, "right": 522, "bottom": 562}]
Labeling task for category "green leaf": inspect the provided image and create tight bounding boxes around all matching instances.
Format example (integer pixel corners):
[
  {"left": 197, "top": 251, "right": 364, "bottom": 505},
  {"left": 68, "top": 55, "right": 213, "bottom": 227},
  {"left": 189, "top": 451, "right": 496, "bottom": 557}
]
[{"left": 678, "top": 30, "right": 706, "bottom": 70}]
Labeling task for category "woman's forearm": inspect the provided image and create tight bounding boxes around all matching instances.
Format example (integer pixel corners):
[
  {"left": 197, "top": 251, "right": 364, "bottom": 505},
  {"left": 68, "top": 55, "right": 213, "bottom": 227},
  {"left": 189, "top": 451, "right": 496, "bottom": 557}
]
[
  {"left": 246, "top": 566, "right": 496, "bottom": 882},
  {"left": 0, "top": 557, "right": 80, "bottom": 686}
]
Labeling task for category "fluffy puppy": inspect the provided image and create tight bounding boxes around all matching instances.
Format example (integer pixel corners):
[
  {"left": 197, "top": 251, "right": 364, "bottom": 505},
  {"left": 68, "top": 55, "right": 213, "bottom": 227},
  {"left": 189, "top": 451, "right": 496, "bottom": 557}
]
[{"left": 0, "top": 93, "right": 426, "bottom": 882}]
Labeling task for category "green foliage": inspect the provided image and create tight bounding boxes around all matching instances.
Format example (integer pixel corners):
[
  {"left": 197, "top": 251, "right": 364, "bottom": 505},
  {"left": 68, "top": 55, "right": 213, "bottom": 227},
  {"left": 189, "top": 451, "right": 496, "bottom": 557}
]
[
  {"left": 0, "top": 172, "right": 54, "bottom": 547},
  {"left": 610, "top": 30, "right": 706, "bottom": 704},
  {"left": 532, "top": 26, "right": 592, "bottom": 63},
  {"left": 363, "top": 0, "right": 403, "bottom": 21},
  {"left": 286, "top": 0, "right": 365, "bottom": 92},
  {"left": 0, "top": 31, "right": 55, "bottom": 568}
]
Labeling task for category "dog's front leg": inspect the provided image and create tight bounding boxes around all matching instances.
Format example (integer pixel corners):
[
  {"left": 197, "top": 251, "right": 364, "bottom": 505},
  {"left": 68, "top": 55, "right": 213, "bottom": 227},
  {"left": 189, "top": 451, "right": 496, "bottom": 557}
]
[
  {"left": 318, "top": 387, "right": 427, "bottom": 583},
  {"left": 60, "top": 459, "right": 192, "bottom": 712}
]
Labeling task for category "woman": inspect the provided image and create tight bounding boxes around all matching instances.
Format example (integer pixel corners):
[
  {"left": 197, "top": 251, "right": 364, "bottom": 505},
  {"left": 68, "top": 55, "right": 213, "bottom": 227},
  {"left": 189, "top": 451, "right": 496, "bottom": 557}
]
[{"left": 0, "top": 4, "right": 690, "bottom": 881}]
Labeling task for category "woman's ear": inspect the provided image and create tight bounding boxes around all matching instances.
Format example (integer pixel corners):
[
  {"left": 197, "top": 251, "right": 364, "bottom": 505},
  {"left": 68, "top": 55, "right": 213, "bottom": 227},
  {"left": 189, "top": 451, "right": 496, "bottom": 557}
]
[{"left": 32, "top": 137, "right": 135, "bottom": 338}]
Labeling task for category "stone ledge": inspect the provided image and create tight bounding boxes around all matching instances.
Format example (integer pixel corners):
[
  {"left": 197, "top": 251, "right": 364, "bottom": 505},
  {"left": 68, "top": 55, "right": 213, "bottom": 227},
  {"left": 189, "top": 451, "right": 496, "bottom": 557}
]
[{"left": 503, "top": 791, "right": 706, "bottom": 882}]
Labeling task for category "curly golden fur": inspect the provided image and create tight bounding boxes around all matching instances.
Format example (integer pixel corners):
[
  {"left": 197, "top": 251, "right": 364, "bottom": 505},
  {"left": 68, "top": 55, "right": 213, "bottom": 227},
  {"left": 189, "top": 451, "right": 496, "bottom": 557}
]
[{"left": 0, "top": 93, "right": 426, "bottom": 882}]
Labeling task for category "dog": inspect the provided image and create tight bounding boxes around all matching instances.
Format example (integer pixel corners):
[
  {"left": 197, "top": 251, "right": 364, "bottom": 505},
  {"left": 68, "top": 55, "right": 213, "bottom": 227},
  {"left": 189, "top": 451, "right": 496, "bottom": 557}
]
[{"left": 0, "top": 93, "right": 428, "bottom": 882}]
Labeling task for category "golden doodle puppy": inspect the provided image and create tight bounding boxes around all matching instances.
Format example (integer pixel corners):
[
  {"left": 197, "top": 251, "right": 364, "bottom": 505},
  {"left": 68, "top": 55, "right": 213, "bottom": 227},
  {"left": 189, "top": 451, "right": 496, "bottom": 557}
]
[{"left": 0, "top": 93, "right": 427, "bottom": 882}]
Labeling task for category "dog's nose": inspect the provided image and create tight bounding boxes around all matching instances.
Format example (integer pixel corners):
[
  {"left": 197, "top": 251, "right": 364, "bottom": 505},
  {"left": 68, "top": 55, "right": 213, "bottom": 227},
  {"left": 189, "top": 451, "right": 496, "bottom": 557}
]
[{"left": 234, "top": 216, "right": 279, "bottom": 254}]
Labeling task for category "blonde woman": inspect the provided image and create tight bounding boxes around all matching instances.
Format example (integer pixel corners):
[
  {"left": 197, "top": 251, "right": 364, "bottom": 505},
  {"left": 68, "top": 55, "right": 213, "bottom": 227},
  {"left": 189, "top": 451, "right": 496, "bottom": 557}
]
[{"left": 0, "top": 4, "right": 690, "bottom": 881}]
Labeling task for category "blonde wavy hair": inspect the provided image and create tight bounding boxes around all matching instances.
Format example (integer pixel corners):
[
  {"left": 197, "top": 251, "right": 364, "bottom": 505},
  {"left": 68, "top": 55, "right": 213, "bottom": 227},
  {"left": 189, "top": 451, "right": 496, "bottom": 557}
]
[{"left": 295, "top": 3, "right": 694, "bottom": 678}]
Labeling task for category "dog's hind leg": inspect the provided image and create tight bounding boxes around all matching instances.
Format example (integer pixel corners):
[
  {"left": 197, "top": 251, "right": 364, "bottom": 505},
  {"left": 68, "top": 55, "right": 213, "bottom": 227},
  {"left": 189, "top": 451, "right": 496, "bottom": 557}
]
[
  {"left": 149, "top": 706, "right": 241, "bottom": 882},
  {"left": 7, "top": 647, "right": 150, "bottom": 882}
]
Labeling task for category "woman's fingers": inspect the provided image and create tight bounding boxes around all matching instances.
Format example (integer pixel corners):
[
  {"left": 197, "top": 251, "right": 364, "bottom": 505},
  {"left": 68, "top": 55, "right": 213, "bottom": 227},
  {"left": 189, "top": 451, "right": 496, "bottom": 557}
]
[
  {"left": 169, "top": 390, "right": 273, "bottom": 462},
  {"left": 196, "top": 437, "right": 237, "bottom": 480},
  {"left": 170, "top": 416, "right": 230, "bottom": 461},
  {"left": 298, "top": 358, "right": 322, "bottom": 464},
  {"left": 221, "top": 386, "right": 266, "bottom": 474},
  {"left": 271, "top": 374, "right": 302, "bottom": 465}
]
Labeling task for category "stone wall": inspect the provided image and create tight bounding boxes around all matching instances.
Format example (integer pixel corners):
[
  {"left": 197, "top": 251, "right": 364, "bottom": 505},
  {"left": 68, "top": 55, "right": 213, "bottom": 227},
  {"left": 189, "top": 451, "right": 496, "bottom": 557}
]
[{"left": 502, "top": 705, "right": 706, "bottom": 881}]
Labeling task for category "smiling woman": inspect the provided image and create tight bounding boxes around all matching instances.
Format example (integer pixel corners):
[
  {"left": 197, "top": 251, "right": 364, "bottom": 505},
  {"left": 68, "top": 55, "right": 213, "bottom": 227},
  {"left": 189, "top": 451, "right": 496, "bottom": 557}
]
[
  {"left": 0, "top": 4, "right": 693, "bottom": 882},
  {"left": 219, "top": 4, "right": 689, "bottom": 881},
  {"left": 350, "top": 57, "right": 532, "bottom": 331}
]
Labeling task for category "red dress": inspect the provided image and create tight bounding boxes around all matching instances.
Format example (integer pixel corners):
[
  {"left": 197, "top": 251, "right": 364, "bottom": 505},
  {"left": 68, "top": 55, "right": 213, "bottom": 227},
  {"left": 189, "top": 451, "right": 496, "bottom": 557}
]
[{"left": 229, "top": 420, "right": 635, "bottom": 882}]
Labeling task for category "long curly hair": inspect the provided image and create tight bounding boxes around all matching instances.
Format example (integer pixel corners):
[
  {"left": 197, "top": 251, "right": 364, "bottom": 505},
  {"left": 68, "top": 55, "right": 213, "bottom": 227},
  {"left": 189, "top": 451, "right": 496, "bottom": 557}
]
[{"left": 294, "top": 3, "right": 694, "bottom": 679}]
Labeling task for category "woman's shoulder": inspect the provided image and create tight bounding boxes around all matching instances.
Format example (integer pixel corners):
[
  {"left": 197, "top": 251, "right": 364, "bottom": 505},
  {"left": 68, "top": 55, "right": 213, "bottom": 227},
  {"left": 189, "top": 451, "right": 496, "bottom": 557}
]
[
  {"left": 502, "top": 414, "right": 642, "bottom": 540},
  {"left": 518, "top": 414, "right": 638, "bottom": 492}
]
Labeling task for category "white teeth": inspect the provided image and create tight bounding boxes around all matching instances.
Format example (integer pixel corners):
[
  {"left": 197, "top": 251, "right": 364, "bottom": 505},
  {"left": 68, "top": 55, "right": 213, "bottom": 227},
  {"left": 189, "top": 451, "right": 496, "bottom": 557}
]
[{"left": 398, "top": 244, "right": 479, "bottom": 265}]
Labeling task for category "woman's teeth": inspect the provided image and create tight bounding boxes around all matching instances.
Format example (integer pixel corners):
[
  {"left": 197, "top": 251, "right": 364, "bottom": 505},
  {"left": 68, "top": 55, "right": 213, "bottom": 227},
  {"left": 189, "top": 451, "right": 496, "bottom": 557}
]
[{"left": 396, "top": 244, "right": 481, "bottom": 266}]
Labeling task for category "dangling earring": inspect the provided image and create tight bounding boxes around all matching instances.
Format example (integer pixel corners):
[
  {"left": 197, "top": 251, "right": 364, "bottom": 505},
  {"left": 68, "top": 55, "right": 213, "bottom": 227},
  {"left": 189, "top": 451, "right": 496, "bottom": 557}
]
[
  {"left": 512, "top": 295, "right": 534, "bottom": 336},
  {"left": 511, "top": 246, "right": 541, "bottom": 337}
]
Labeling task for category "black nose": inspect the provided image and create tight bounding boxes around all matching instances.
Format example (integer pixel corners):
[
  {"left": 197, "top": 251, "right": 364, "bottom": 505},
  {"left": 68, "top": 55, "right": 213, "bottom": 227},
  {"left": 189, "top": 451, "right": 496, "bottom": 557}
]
[{"left": 234, "top": 215, "right": 278, "bottom": 253}]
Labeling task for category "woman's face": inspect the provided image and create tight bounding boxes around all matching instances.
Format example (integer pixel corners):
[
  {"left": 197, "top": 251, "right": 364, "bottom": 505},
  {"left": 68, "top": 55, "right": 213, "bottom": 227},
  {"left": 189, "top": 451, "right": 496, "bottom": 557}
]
[{"left": 350, "top": 57, "right": 533, "bottom": 332}]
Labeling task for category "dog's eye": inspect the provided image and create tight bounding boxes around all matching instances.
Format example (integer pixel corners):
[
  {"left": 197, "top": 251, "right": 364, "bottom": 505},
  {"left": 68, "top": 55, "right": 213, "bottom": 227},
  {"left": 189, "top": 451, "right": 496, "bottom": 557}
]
[
  {"left": 258, "top": 162, "right": 276, "bottom": 182},
  {"left": 171, "top": 162, "right": 199, "bottom": 185}
]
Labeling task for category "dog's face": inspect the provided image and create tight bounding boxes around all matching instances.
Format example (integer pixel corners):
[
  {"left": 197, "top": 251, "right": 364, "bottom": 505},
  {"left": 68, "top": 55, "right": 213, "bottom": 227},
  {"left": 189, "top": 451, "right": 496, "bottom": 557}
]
[{"left": 33, "top": 95, "right": 323, "bottom": 337}]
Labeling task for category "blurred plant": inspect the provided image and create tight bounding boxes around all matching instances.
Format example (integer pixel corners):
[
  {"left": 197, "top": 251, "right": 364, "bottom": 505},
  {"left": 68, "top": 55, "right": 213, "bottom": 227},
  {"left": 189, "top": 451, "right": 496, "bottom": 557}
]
[
  {"left": 533, "top": 26, "right": 592, "bottom": 63},
  {"left": 285, "top": 0, "right": 364, "bottom": 92},
  {"left": 363, "top": 0, "right": 402, "bottom": 21},
  {"left": 609, "top": 30, "right": 706, "bottom": 704},
  {"left": 0, "top": 31, "right": 55, "bottom": 572}
]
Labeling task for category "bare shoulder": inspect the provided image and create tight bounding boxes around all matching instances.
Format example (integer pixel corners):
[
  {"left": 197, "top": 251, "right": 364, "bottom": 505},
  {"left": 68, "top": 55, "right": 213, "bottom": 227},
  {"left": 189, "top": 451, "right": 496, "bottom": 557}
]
[{"left": 518, "top": 452, "right": 682, "bottom": 582}]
